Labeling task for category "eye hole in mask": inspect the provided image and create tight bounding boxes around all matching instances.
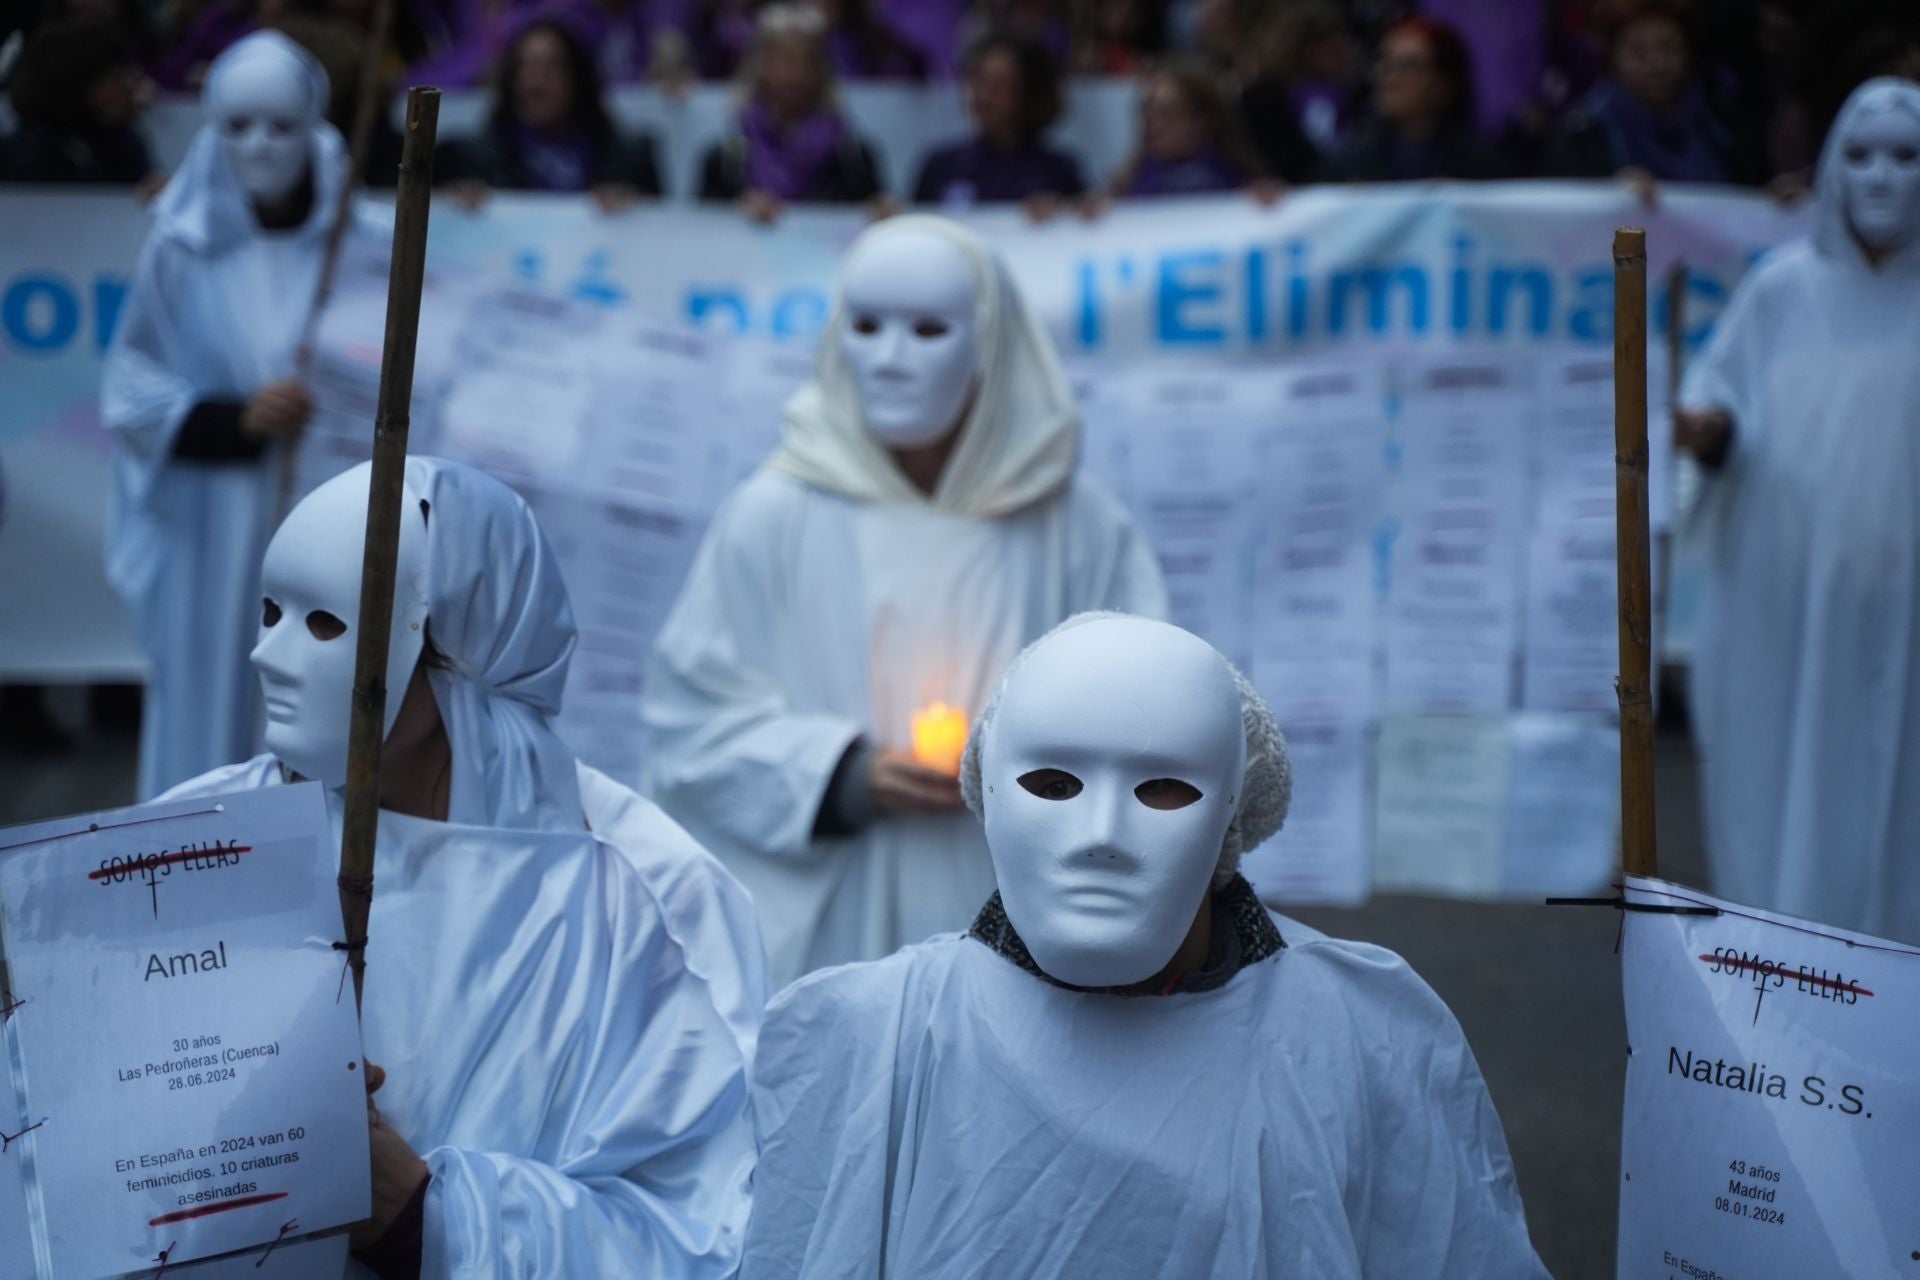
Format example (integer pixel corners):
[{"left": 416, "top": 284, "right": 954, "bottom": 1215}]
[
  {"left": 912, "top": 318, "right": 951, "bottom": 338},
  {"left": 1018, "top": 769, "right": 1083, "bottom": 801},
  {"left": 1134, "top": 778, "right": 1203, "bottom": 810},
  {"left": 262, "top": 597, "right": 283, "bottom": 627},
  {"left": 850, "top": 314, "right": 880, "bottom": 335},
  {"left": 306, "top": 610, "right": 348, "bottom": 641},
  {"left": 225, "top": 116, "right": 251, "bottom": 135}
]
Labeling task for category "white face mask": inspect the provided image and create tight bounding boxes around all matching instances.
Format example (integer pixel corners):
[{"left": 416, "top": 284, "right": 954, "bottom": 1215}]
[
  {"left": 1837, "top": 104, "right": 1920, "bottom": 254},
  {"left": 208, "top": 55, "right": 314, "bottom": 204},
  {"left": 837, "top": 226, "right": 980, "bottom": 449},
  {"left": 979, "top": 616, "right": 1246, "bottom": 988},
  {"left": 252, "top": 468, "right": 430, "bottom": 786}
]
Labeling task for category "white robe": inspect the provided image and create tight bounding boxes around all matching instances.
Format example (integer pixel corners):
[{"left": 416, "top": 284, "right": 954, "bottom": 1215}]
[
  {"left": 641, "top": 468, "right": 1167, "bottom": 987},
  {"left": 1679, "top": 80, "right": 1920, "bottom": 943},
  {"left": 162, "top": 756, "right": 762, "bottom": 1279},
  {"left": 741, "top": 919, "right": 1548, "bottom": 1278},
  {"left": 101, "top": 121, "right": 365, "bottom": 800}
]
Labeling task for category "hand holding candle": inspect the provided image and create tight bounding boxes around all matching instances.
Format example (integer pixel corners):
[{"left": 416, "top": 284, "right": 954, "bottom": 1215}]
[{"left": 910, "top": 702, "right": 970, "bottom": 777}]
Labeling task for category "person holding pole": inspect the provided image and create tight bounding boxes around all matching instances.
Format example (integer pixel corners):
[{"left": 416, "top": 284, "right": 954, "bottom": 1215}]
[
  {"left": 1673, "top": 77, "right": 1920, "bottom": 944},
  {"left": 102, "top": 32, "right": 366, "bottom": 801},
  {"left": 639, "top": 213, "right": 1167, "bottom": 989},
  {"left": 159, "top": 459, "right": 763, "bottom": 1277}
]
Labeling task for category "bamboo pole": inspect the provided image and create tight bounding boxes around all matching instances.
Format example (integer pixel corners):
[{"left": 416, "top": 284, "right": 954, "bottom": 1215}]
[
  {"left": 277, "top": 0, "right": 406, "bottom": 521},
  {"left": 337, "top": 87, "right": 439, "bottom": 1010},
  {"left": 1613, "top": 228, "right": 1658, "bottom": 879}
]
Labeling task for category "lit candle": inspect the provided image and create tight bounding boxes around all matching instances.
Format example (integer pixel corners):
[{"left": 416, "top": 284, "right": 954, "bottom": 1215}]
[{"left": 910, "top": 702, "right": 969, "bottom": 776}]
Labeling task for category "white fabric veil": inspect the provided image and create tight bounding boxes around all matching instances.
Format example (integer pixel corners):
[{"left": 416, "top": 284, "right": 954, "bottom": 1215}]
[
  {"left": 406, "top": 457, "right": 586, "bottom": 830},
  {"left": 767, "top": 213, "right": 1079, "bottom": 519}
]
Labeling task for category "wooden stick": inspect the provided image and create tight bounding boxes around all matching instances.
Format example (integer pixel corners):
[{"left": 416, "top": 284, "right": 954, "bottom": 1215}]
[
  {"left": 276, "top": 0, "right": 405, "bottom": 521},
  {"left": 1613, "top": 228, "right": 1658, "bottom": 879},
  {"left": 337, "top": 87, "right": 439, "bottom": 1010}
]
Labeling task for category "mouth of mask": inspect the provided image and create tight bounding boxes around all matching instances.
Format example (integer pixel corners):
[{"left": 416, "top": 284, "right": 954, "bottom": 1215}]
[
  {"left": 979, "top": 616, "right": 1248, "bottom": 988},
  {"left": 836, "top": 225, "right": 981, "bottom": 450}
]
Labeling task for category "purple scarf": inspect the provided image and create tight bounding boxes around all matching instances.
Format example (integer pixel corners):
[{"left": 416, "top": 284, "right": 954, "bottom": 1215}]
[{"left": 739, "top": 99, "right": 847, "bottom": 200}]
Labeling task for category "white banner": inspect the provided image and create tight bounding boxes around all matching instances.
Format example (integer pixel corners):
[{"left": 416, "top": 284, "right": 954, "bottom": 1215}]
[
  {"left": 0, "top": 184, "right": 1806, "bottom": 683},
  {"left": 1617, "top": 877, "right": 1920, "bottom": 1279}
]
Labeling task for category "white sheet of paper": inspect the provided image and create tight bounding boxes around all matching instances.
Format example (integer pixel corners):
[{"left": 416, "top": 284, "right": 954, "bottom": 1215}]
[
  {"left": 1617, "top": 878, "right": 1920, "bottom": 1279},
  {"left": 719, "top": 336, "right": 815, "bottom": 491},
  {"left": 1503, "top": 712, "right": 1617, "bottom": 898},
  {"left": 1371, "top": 714, "right": 1510, "bottom": 897},
  {"left": 436, "top": 286, "right": 609, "bottom": 488},
  {"left": 1080, "top": 365, "right": 1270, "bottom": 669},
  {"left": 537, "top": 492, "right": 706, "bottom": 785},
  {"left": 290, "top": 240, "right": 473, "bottom": 503},
  {"left": 1383, "top": 359, "right": 1530, "bottom": 713},
  {"left": 0, "top": 785, "right": 369, "bottom": 1279},
  {"left": 1252, "top": 360, "right": 1388, "bottom": 722},
  {"left": 1244, "top": 714, "right": 1371, "bottom": 907}
]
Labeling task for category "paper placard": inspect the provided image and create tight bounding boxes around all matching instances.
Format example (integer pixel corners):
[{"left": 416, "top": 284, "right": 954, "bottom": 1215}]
[
  {"left": 1617, "top": 877, "right": 1920, "bottom": 1278},
  {"left": 0, "top": 785, "right": 370, "bottom": 1278}
]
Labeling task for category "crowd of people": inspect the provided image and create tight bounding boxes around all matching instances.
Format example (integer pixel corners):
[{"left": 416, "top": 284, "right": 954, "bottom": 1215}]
[{"left": 4, "top": 0, "right": 1919, "bottom": 207}]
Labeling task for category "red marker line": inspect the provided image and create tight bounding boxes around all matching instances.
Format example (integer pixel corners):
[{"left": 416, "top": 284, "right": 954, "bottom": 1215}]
[
  {"left": 87, "top": 845, "right": 253, "bottom": 882},
  {"left": 147, "top": 1190, "right": 287, "bottom": 1227},
  {"left": 1696, "top": 953, "right": 1875, "bottom": 998}
]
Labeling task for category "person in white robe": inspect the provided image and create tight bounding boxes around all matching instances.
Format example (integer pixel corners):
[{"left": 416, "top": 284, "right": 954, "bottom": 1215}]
[
  {"left": 162, "top": 457, "right": 765, "bottom": 1278},
  {"left": 1674, "top": 78, "right": 1920, "bottom": 944},
  {"left": 103, "top": 32, "right": 364, "bottom": 800},
  {"left": 640, "top": 214, "right": 1168, "bottom": 987},
  {"left": 741, "top": 613, "right": 1547, "bottom": 1279}
]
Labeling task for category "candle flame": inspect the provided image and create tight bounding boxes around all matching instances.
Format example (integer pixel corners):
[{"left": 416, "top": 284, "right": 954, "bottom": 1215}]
[{"left": 911, "top": 702, "right": 969, "bottom": 776}]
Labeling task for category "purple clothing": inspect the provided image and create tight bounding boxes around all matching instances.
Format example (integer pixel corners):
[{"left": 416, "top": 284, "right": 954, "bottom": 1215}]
[
  {"left": 876, "top": 0, "right": 968, "bottom": 76},
  {"left": 1122, "top": 148, "right": 1244, "bottom": 198},
  {"left": 738, "top": 100, "right": 849, "bottom": 200},
  {"left": 1419, "top": 0, "right": 1546, "bottom": 135},
  {"left": 912, "top": 136, "right": 1085, "bottom": 205},
  {"left": 508, "top": 123, "right": 595, "bottom": 189},
  {"left": 1581, "top": 80, "right": 1735, "bottom": 183},
  {"left": 406, "top": 0, "right": 695, "bottom": 88},
  {"left": 825, "top": 27, "right": 927, "bottom": 81},
  {"left": 147, "top": 3, "right": 256, "bottom": 91}
]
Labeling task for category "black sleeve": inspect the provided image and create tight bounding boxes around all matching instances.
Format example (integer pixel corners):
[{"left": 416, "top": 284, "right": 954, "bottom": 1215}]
[
  {"left": 910, "top": 151, "right": 941, "bottom": 205},
  {"left": 1695, "top": 425, "right": 1735, "bottom": 471},
  {"left": 1240, "top": 81, "right": 1318, "bottom": 184},
  {"left": 351, "top": 1173, "right": 430, "bottom": 1280},
  {"left": 812, "top": 738, "right": 876, "bottom": 838},
  {"left": 171, "top": 399, "right": 265, "bottom": 462},
  {"left": 433, "top": 137, "right": 483, "bottom": 186},
  {"left": 821, "top": 137, "right": 882, "bottom": 203},
  {"left": 603, "top": 133, "right": 664, "bottom": 196},
  {"left": 697, "top": 140, "right": 742, "bottom": 202},
  {"left": 1541, "top": 116, "right": 1614, "bottom": 179}
]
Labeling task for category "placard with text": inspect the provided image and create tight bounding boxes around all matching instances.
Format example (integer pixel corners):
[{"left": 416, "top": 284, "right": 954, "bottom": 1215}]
[
  {"left": 0, "top": 785, "right": 369, "bottom": 1279},
  {"left": 1617, "top": 877, "right": 1920, "bottom": 1279}
]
